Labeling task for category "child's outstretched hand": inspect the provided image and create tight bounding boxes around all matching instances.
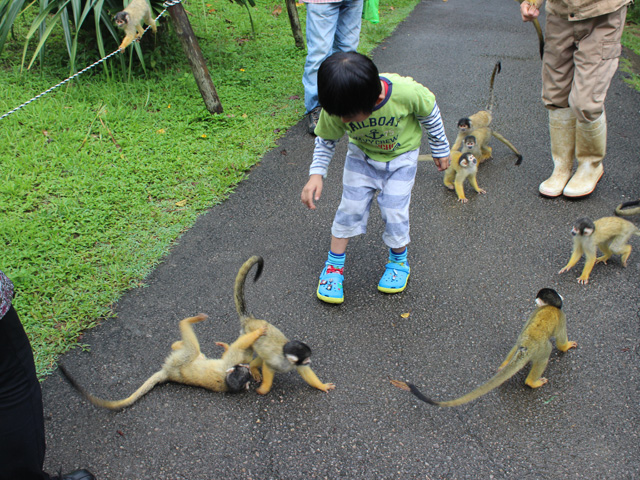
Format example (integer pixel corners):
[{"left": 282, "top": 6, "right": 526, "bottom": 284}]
[{"left": 301, "top": 174, "right": 324, "bottom": 210}]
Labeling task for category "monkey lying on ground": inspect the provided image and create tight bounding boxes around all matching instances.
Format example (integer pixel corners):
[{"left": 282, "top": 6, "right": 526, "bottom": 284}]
[
  {"left": 559, "top": 216, "right": 640, "bottom": 285},
  {"left": 114, "top": 0, "right": 157, "bottom": 51},
  {"left": 442, "top": 151, "right": 485, "bottom": 203},
  {"left": 234, "top": 256, "right": 335, "bottom": 395},
  {"left": 391, "top": 288, "right": 576, "bottom": 407},
  {"left": 615, "top": 199, "right": 640, "bottom": 217},
  {"left": 59, "top": 314, "right": 266, "bottom": 410}
]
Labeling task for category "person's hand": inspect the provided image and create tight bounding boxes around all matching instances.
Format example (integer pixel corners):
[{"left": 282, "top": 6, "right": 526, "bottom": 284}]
[
  {"left": 433, "top": 155, "right": 450, "bottom": 172},
  {"left": 301, "top": 174, "right": 324, "bottom": 210},
  {"left": 520, "top": 1, "right": 540, "bottom": 22}
]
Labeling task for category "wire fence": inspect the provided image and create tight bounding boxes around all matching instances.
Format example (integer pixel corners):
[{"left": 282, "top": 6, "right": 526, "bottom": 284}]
[{"left": 0, "top": 0, "right": 182, "bottom": 122}]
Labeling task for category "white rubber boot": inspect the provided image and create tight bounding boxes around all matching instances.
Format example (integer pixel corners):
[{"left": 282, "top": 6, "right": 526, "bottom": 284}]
[
  {"left": 563, "top": 112, "right": 606, "bottom": 198},
  {"left": 539, "top": 108, "right": 576, "bottom": 197}
]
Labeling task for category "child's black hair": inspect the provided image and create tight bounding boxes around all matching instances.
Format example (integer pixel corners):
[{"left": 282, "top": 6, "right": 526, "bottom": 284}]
[{"left": 317, "top": 52, "right": 382, "bottom": 118}]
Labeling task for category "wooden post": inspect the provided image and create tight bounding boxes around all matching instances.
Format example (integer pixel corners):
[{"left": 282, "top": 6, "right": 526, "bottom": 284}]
[
  {"left": 284, "top": 0, "right": 304, "bottom": 49},
  {"left": 167, "top": 3, "right": 223, "bottom": 114}
]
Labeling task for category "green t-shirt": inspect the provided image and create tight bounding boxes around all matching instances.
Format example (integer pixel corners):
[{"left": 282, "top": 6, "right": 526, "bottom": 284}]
[{"left": 314, "top": 73, "right": 436, "bottom": 162}]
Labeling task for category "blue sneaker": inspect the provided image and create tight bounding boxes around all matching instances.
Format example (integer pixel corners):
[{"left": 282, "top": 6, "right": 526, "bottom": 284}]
[
  {"left": 317, "top": 262, "right": 344, "bottom": 304},
  {"left": 378, "top": 260, "right": 410, "bottom": 293}
]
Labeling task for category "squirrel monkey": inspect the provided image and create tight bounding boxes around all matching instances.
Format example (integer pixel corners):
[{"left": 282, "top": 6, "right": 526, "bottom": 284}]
[
  {"left": 559, "top": 217, "right": 640, "bottom": 285},
  {"left": 443, "top": 152, "right": 485, "bottom": 203},
  {"left": 59, "top": 314, "right": 267, "bottom": 410},
  {"left": 234, "top": 256, "right": 335, "bottom": 395},
  {"left": 451, "top": 61, "right": 501, "bottom": 152},
  {"left": 452, "top": 61, "right": 523, "bottom": 166},
  {"left": 615, "top": 199, "right": 640, "bottom": 217},
  {"left": 391, "top": 288, "right": 576, "bottom": 407},
  {"left": 114, "top": 0, "right": 157, "bottom": 51}
]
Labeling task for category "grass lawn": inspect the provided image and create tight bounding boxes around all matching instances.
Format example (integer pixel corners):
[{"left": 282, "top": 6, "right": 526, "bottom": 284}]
[{"left": 0, "top": 0, "right": 421, "bottom": 376}]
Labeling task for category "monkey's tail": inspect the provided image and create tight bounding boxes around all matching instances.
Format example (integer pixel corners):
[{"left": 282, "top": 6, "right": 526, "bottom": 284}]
[
  {"left": 514, "top": 0, "right": 545, "bottom": 59},
  {"left": 59, "top": 364, "right": 168, "bottom": 411},
  {"left": 234, "top": 256, "right": 264, "bottom": 325},
  {"left": 392, "top": 350, "right": 530, "bottom": 407},
  {"left": 486, "top": 60, "right": 501, "bottom": 113},
  {"left": 615, "top": 199, "right": 640, "bottom": 217},
  {"left": 533, "top": 19, "right": 545, "bottom": 59},
  {"left": 491, "top": 130, "right": 523, "bottom": 165}
]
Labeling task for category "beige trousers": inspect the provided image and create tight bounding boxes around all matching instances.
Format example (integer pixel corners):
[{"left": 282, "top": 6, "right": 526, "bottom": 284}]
[{"left": 542, "top": 6, "right": 627, "bottom": 123}]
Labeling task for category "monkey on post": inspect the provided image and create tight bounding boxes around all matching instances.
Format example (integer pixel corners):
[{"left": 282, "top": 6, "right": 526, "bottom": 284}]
[
  {"left": 442, "top": 151, "right": 485, "bottom": 203},
  {"left": 59, "top": 314, "right": 266, "bottom": 410},
  {"left": 114, "top": 0, "right": 157, "bottom": 51},
  {"left": 234, "top": 256, "right": 335, "bottom": 395},
  {"left": 391, "top": 288, "right": 576, "bottom": 407},
  {"left": 559, "top": 216, "right": 640, "bottom": 285}
]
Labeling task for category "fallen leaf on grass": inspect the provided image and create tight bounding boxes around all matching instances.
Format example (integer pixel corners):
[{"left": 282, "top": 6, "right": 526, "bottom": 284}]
[
  {"left": 400, "top": 312, "right": 410, "bottom": 318},
  {"left": 175, "top": 199, "right": 188, "bottom": 207}
]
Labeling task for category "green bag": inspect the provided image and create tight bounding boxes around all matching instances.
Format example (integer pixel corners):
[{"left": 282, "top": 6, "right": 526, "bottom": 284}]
[{"left": 363, "top": 0, "right": 379, "bottom": 24}]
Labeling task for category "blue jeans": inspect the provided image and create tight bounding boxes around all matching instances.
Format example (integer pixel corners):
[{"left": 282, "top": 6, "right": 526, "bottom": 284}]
[{"left": 303, "top": 0, "right": 364, "bottom": 114}]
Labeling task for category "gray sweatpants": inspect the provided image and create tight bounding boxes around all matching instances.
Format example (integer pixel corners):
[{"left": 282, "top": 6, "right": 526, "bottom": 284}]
[{"left": 331, "top": 143, "right": 418, "bottom": 249}]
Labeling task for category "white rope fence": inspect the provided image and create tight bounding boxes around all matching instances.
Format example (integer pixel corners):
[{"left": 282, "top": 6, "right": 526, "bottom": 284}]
[{"left": 0, "top": 0, "right": 182, "bottom": 122}]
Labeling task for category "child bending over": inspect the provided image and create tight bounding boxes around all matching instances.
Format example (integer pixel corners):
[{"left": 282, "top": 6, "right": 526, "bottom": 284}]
[{"left": 301, "top": 51, "right": 450, "bottom": 304}]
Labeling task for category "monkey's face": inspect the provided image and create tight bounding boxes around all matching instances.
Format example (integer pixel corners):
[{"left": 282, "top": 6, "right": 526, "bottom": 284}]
[
  {"left": 572, "top": 218, "right": 595, "bottom": 236},
  {"left": 114, "top": 12, "right": 129, "bottom": 28},
  {"left": 457, "top": 118, "right": 471, "bottom": 132},
  {"left": 225, "top": 364, "right": 252, "bottom": 393},
  {"left": 283, "top": 340, "right": 312, "bottom": 366},
  {"left": 535, "top": 288, "right": 563, "bottom": 309},
  {"left": 459, "top": 153, "right": 477, "bottom": 168}
]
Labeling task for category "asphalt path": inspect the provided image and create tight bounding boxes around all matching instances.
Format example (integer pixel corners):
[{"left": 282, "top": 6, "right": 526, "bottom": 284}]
[{"left": 42, "top": 0, "right": 640, "bottom": 478}]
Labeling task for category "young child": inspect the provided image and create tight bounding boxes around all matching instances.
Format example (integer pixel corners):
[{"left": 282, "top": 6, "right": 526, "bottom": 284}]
[{"left": 301, "top": 51, "right": 450, "bottom": 304}]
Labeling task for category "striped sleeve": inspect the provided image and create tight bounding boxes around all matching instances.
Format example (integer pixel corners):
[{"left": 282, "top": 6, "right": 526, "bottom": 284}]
[
  {"left": 417, "top": 102, "right": 450, "bottom": 158},
  {"left": 309, "top": 137, "right": 337, "bottom": 178}
]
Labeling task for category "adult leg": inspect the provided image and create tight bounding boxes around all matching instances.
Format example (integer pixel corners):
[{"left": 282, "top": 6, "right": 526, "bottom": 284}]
[
  {"left": 0, "top": 306, "right": 48, "bottom": 480},
  {"left": 539, "top": 14, "right": 577, "bottom": 197},
  {"left": 563, "top": 7, "right": 626, "bottom": 197},
  {"left": 302, "top": 2, "right": 342, "bottom": 114},
  {"left": 332, "top": 0, "right": 363, "bottom": 55}
]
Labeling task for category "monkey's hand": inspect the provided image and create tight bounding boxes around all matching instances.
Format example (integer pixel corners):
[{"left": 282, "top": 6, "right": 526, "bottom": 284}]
[
  {"left": 215, "top": 342, "right": 230, "bottom": 353},
  {"left": 558, "top": 265, "right": 572, "bottom": 274},
  {"left": 577, "top": 275, "right": 590, "bottom": 284},
  {"left": 477, "top": 188, "right": 487, "bottom": 195},
  {"left": 318, "top": 383, "right": 336, "bottom": 392},
  {"left": 457, "top": 197, "right": 468, "bottom": 203},
  {"left": 558, "top": 340, "right": 577, "bottom": 352},
  {"left": 526, "top": 377, "right": 548, "bottom": 388},
  {"left": 250, "top": 366, "right": 262, "bottom": 382},
  {"left": 257, "top": 326, "right": 268, "bottom": 337},
  {"left": 301, "top": 174, "right": 323, "bottom": 210}
]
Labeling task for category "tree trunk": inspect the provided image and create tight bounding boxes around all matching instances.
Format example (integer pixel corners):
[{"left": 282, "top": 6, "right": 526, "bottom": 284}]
[
  {"left": 167, "top": 3, "right": 223, "bottom": 114},
  {"left": 284, "top": 0, "right": 305, "bottom": 49}
]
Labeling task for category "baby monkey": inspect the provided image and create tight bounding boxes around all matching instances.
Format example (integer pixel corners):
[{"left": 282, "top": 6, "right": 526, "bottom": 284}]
[
  {"left": 443, "top": 151, "right": 485, "bottom": 203},
  {"left": 234, "top": 256, "right": 335, "bottom": 395},
  {"left": 114, "top": 0, "right": 157, "bottom": 51},
  {"left": 559, "top": 216, "right": 640, "bottom": 285},
  {"left": 391, "top": 288, "right": 576, "bottom": 407},
  {"left": 59, "top": 314, "right": 266, "bottom": 410}
]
